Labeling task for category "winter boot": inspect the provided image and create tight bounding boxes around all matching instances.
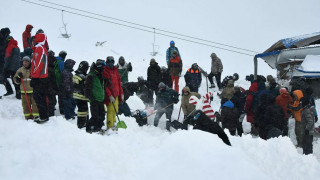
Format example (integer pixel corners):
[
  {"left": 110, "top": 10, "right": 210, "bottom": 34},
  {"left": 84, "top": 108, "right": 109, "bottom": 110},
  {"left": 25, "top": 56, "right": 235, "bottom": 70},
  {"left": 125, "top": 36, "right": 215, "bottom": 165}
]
[
  {"left": 3, "top": 91, "right": 13, "bottom": 96},
  {"left": 166, "top": 120, "right": 171, "bottom": 131}
]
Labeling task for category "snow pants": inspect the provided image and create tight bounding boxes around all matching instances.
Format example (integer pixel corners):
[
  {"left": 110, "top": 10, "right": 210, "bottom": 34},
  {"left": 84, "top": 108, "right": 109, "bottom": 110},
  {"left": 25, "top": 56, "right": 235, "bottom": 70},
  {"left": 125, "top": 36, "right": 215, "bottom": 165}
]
[
  {"left": 87, "top": 101, "right": 105, "bottom": 131},
  {"left": 32, "top": 78, "right": 49, "bottom": 120},
  {"left": 208, "top": 72, "right": 222, "bottom": 89},
  {"left": 302, "top": 134, "right": 313, "bottom": 155},
  {"left": 47, "top": 89, "right": 57, "bottom": 117},
  {"left": 154, "top": 106, "right": 173, "bottom": 130},
  {"left": 106, "top": 97, "right": 119, "bottom": 129},
  {"left": 21, "top": 94, "right": 39, "bottom": 119},
  {"left": 75, "top": 99, "right": 88, "bottom": 128},
  {"left": 63, "top": 97, "right": 76, "bottom": 120},
  {"left": 295, "top": 121, "right": 303, "bottom": 147},
  {"left": 4, "top": 70, "right": 20, "bottom": 97},
  {"left": 171, "top": 75, "right": 179, "bottom": 93}
]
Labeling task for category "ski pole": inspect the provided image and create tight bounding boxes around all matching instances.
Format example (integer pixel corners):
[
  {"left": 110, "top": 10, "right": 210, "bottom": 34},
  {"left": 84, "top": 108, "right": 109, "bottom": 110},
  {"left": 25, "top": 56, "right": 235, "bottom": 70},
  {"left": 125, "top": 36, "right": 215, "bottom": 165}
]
[
  {"left": 143, "top": 103, "right": 175, "bottom": 119},
  {"left": 21, "top": 78, "right": 32, "bottom": 116}
]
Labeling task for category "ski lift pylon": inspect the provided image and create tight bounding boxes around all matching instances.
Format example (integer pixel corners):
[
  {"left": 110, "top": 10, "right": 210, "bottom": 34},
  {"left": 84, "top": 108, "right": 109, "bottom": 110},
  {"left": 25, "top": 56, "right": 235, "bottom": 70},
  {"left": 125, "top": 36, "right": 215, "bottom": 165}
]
[{"left": 59, "top": 10, "right": 71, "bottom": 39}]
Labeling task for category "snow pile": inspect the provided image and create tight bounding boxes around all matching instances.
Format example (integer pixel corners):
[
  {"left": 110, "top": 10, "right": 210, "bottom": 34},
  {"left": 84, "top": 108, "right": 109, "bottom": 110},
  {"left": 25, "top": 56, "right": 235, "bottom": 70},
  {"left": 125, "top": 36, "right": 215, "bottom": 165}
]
[{"left": 1, "top": 91, "right": 320, "bottom": 180}]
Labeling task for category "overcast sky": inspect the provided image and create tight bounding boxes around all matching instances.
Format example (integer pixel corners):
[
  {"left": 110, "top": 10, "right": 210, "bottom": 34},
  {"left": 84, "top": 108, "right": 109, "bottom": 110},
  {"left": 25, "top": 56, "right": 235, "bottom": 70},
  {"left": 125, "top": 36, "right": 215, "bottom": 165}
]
[{"left": 1, "top": 0, "right": 320, "bottom": 78}]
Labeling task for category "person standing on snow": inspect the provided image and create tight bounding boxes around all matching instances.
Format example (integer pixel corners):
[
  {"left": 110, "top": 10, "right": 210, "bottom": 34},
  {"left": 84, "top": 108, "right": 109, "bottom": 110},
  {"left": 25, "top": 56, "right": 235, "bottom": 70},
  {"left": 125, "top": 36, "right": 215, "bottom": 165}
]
[
  {"left": 275, "top": 88, "right": 293, "bottom": 136},
  {"left": 54, "top": 50, "right": 67, "bottom": 115},
  {"left": 47, "top": 50, "right": 58, "bottom": 117},
  {"left": 168, "top": 50, "right": 182, "bottom": 93},
  {"left": 103, "top": 56, "right": 124, "bottom": 130},
  {"left": 215, "top": 99, "right": 239, "bottom": 136},
  {"left": 116, "top": 56, "right": 132, "bottom": 84},
  {"left": 73, "top": 61, "right": 89, "bottom": 128},
  {"left": 85, "top": 60, "right": 105, "bottom": 133},
  {"left": 30, "top": 32, "right": 49, "bottom": 123},
  {"left": 288, "top": 90, "right": 304, "bottom": 147},
  {"left": 22, "top": 24, "right": 33, "bottom": 50},
  {"left": 184, "top": 63, "right": 202, "bottom": 93},
  {"left": 0, "top": 28, "right": 11, "bottom": 78},
  {"left": 207, "top": 53, "right": 223, "bottom": 90},
  {"left": 160, "top": 66, "right": 172, "bottom": 88},
  {"left": 166, "top": 40, "right": 181, "bottom": 66},
  {"left": 60, "top": 59, "right": 76, "bottom": 120},
  {"left": 154, "top": 82, "right": 179, "bottom": 131},
  {"left": 3, "top": 36, "right": 21, "bottom": 99},
  {"left": 13, "top": 56, "right": 39, "bottom": 120},
  {"left": 300, "top": 97, "right": 316, "bottom": 155},
  {"left": 147, "top": 58, "right": 161, "bottom": 105}
]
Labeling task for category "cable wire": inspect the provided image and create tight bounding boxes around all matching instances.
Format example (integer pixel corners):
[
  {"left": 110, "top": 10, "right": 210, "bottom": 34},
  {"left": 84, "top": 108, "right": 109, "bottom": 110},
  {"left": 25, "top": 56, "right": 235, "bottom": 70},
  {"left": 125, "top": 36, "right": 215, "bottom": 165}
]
[{"left": 21, "top": 0, "right": 255, "bottom": 56}]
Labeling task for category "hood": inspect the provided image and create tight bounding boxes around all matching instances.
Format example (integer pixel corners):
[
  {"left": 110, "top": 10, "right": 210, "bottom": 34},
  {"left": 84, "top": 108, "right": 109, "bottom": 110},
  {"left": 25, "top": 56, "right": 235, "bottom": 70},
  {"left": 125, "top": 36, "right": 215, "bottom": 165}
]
[
  {"left": 64, "top": 59, "right": 76, "bottom": 70},
  {"left": 182, "top": 86, "right": 191, "bottom": 93},
  {"left": 222, "top": 100, "right": 234, "bottom": 108},
  {"left": 293, "top": 90, "right": 304, "bottom": 101},
  {"left": 211, "top": 53, "right": 217, "bottom": 59},
  {"left": 34, "top": 33, "right": 46, "bottom": 46},
  {"left": 8, "top": 38, "right": 18, "bottom": 47},
  {"left": 249, "top": 82, "right": 258, "bottom": 92},
  {"left": 26, "top": 24, "right": 33, "bottom": 32}
]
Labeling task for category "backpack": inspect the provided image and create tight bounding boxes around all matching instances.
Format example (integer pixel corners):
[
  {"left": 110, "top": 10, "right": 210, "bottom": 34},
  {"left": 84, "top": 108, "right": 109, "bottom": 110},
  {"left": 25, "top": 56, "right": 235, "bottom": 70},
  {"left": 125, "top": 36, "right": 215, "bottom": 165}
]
[{"left": 54, "top": 59, "right": 63, "bottom": 87}]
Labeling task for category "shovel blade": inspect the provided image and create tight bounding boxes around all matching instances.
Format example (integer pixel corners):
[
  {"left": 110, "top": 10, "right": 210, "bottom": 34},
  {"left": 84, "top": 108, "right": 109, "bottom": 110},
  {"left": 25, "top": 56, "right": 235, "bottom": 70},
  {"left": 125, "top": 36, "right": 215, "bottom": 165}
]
[{"left": 117, "top": 120, "right": 127, "bottom": 129}]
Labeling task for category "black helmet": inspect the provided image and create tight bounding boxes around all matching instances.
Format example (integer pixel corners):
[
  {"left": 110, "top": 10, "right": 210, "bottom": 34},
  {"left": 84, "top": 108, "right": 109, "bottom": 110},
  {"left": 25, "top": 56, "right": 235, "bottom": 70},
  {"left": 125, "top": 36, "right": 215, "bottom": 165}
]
[
  {"left": 59, "top": 50, "right": 67, "bottom": 60},
  {"left": 118, "top": 56, "right": 125, "bottom": 66},
  {"left": 6, "top": 36, "right": 13, "bottom": 41},
  {"left": 36, "top": 29, "right": 44, "bottom": 34},
  {"left": 78, "top": 61, "right": 89, "bottom": 73},
  {"left": 95, "top": 59, "right": 105, "bottom": 72},
  {"left": 233, "top": 73, "right": 239, "bottom": 81},
  {"left": 106, "top": 56, "right": 115, "bottom": 63}
]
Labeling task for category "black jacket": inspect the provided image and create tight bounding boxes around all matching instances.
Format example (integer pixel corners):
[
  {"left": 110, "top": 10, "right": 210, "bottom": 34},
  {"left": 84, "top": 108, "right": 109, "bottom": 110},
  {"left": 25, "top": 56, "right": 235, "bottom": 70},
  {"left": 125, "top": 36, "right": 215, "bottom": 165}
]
[
  {"left": 155, "top": 86, "right": 179, "bottom": 110},
  {"left": 4, "top": 47, "right": 20, "bottom": 72},
  {"left": 160, "top": 69, "right": 172, "bottom": 88},
  {"left": 186, "top": 110, "right": 231, "bottom": 146},
  {"left": 48, "top": 53, "right": 58, "bottom": 95},
  {"left": 147, "top": 63, "right": 161, "bottom": 91},
  {"left": 60, "top": 59, "right": 75, "bottom": 98}
]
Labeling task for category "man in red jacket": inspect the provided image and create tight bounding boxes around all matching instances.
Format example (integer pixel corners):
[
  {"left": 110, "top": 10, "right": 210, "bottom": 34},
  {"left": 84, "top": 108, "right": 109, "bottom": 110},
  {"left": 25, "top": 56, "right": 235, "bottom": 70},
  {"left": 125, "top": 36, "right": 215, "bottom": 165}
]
[
  {"left": 245, "top": 81, "right": 258, "bottom": 135},
  {"left": 22, "top": 24, "right": 33, "bottom": 50},
  {"left": 30, "top": 33, "right": 49, "bottom": 123},
  {"left": 103, "top": 56, "right": 124, "bottom": 130}
]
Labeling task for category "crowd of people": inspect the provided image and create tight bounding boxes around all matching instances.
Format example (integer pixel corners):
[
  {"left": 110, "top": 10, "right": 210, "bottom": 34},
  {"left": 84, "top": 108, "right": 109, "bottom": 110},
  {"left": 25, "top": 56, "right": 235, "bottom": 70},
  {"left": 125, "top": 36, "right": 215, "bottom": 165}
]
[{"left": 0, "top": 25, "right": 318, "bottom": 153}]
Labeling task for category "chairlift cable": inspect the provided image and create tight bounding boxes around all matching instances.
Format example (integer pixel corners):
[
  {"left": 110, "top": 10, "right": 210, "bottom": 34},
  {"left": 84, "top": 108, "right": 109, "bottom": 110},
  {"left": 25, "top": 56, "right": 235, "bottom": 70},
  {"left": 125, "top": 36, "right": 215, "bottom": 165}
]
[
  {"left": 21, "top": 0, "right": 254, "bottom": 56},
  {"left": 36, "top": 0, "right": 258, "bottom": 54}
]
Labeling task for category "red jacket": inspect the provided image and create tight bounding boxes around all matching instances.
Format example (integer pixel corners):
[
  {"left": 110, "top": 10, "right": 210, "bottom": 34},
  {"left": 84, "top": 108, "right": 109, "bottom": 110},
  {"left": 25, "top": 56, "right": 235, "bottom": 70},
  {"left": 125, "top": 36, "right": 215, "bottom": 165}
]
[
  {"left": 22, "top": 24, "right": 33, "bottom": 49},
  {"left": 103, "top": 66, "right": 124, "bottom": 105},
  {"left": 30, "top": 33, "right": 49, "bottom": 78},
  {"left": 276, "top": 92, "right": 293, "bottom": 119},
  {"left": 6, "top": 39, "right": 19, "bottom": 59},
  {"left": 245, "top": 82, "right": 258, "bottom": 123}
]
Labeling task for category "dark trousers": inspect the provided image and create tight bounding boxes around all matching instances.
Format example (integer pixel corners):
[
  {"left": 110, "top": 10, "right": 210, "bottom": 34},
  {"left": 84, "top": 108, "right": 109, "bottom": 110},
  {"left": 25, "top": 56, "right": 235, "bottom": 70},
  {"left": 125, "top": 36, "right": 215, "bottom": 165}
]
[
  {"left": 118, "top": 102, "right": 131, "bottom": 117},
  {"left": 237, "top": 122, "right": 243, "bottom": 137},
  {"left": 75, "top": 99, "right": 88, "bottom": 128},
  {"left": 282, "top": 118, "right": 289, "bottom": 136},
  {"left": 58, "top": 93, "right": 64, "bottom": 115},
  {"left": 154, "top": 106, "right": 173, "bottom": 130},
  {"left": 63, "top": 97, "right": 76, "bottom": 120},
  {"left": 33, "top": 78, "right": 49, "bottom": 120},
  {"left": 229, "top": 129, "right": 236, "bottom": 136},
  {"left": 87, "top": 101, "right": 105, "bottom": 131},
  {"left": 208, "top": 72, "right": 222, "bottom": 89},
  {"left": 4, "top": 71, "right": 20, "bottom": 96},
  {"left": 302, "top": 134, "right": 313, "bottom": 155},
  {"left": 47, "top": 94, "right": 57, "bottom": 117}
]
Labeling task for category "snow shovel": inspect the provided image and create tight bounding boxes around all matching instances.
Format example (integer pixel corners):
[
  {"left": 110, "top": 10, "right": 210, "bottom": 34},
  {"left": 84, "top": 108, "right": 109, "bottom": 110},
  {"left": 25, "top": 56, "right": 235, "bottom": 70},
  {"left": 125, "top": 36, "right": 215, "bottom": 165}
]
[
  {"left": 112, "top": 101, "right": 127, "bottom": 129},
  {"left": 142, "top": 103, "right": 175, "bottom": 119},
  {"left": 21, "top": 78, "right": 32, "bottom": 116}
]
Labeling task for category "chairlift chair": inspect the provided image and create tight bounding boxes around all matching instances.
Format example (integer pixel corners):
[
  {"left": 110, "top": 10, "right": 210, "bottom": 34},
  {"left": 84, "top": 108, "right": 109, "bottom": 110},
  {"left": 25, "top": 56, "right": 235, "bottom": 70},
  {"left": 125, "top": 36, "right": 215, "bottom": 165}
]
[{"left": 59, "top": 10, "right": 71, "bottom": 39}]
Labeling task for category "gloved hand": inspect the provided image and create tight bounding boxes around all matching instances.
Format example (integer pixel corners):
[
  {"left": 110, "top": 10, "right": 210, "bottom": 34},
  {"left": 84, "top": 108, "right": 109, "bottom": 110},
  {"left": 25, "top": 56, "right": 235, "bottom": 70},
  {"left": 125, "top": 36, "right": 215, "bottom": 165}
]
[
  {"left": 305, "top": 130, "right": 309, "bottom": 135},
  {"left": 18, "top": 72, "right": 23, "bottom": 78},
  {"left": 121, "top": 94, "right": 124, "bottom": 102},
  {"left": 109, "top": 95, "right": 115, "bottom": 103},
  {"left": 210, "top": 96, "right": 213, "bottom": 101},
  {"left": 315, "top": 116, "right": 318, "bottom": 123}
]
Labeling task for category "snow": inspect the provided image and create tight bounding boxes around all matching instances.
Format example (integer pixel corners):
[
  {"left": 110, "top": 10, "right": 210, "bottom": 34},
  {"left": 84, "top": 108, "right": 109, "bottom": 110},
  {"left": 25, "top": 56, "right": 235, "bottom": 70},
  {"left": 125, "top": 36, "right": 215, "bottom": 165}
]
[
  {"left": 297, "top": 55, "right": 320, "bottom": 72},
  {"left": 2, "top": 0, "right": 320, "bottom": 179}
]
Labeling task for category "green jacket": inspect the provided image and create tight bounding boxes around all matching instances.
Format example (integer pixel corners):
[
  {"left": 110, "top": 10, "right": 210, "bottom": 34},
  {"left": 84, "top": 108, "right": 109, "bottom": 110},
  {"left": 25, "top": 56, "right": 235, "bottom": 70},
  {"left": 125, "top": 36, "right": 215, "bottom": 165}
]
[
  {"left": 117, "top": 62, "right": 132, "bottom": 83},
  {"left": 85, "top": 71, "right": 105, "bottom": 103}
]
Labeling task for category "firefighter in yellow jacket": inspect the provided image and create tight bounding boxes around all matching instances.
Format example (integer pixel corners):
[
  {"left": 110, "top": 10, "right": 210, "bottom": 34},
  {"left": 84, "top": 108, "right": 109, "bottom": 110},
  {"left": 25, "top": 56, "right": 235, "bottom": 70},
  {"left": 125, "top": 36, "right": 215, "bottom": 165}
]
[{"left": 13, "top": 56, "right": 39, "bottom": 119}]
